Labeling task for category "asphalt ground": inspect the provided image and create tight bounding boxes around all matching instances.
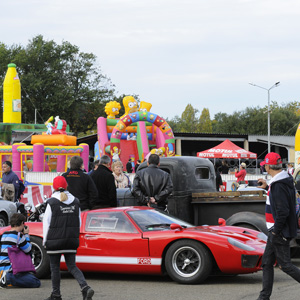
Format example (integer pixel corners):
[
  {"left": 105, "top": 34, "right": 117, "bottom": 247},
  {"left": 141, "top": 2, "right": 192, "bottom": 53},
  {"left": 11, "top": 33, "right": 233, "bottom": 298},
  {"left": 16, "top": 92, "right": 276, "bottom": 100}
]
[{"left": 2, "top": 259, "right": 300, "bottom": 300}]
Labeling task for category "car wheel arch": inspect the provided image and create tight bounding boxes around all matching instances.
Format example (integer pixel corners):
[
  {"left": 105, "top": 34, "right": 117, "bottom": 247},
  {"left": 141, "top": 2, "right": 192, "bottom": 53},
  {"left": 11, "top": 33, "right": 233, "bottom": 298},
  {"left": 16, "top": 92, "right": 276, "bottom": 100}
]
[{"left": 226, "top": 212, "right": 268, "bottom": 234}]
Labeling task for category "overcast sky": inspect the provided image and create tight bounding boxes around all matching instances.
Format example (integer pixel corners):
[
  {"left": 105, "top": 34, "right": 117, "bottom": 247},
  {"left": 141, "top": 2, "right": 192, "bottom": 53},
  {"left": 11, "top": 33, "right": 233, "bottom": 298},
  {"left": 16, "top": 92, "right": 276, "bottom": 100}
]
[{"left": 1, "top": 0, "right": 300, "bottom": 120}]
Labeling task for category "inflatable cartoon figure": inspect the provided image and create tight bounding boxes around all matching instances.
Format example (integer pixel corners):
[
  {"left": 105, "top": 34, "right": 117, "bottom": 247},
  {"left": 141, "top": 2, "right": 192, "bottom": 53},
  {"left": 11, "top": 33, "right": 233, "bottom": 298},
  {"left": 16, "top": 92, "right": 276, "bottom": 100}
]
[
  {"left": 139, "top": 101, "right": 152, "bottom": 112},
  {"left": 111, "top": 146, "right": 121, "bottom": 162},
  {"left": 105, "top": 101, "right": 121, "bottom": 119},
  {"left": 44, "top": 116, "right": 54, "bottom": 135},
  {"left": 166, "top": 145, "right": 174, "bottom": 156},
  {"left": 150, "top": 147, "right": 165, "bottom": 156},
  {"left": 120, "top": 96, "right": 138, "bottom": 118},
  {"left": 52, "top": 116, "right": 67, "bottom": 135}
]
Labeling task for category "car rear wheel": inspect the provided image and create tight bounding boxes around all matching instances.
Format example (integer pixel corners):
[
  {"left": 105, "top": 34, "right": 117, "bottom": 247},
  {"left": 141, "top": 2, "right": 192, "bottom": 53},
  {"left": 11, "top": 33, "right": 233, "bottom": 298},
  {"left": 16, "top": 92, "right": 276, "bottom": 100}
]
[
  {"left": 0, "top": 213, "right": 8, "bottom": 227},
  {"left": 30, "top": 236, "right": 50, "bottom": 278},
  {"left": 165, "top": 240, "right": 212, "bottom": 284}
]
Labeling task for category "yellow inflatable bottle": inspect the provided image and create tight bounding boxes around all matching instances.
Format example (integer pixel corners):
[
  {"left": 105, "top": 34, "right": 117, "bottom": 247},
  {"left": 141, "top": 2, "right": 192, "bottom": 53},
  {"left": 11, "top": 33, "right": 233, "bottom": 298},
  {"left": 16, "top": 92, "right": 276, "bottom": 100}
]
[
  {"left": 3, "top": 63, "right": 21, "bottom": 123},
  {"left": 295, "top": 123, "right": 300, "bottom": 151}
]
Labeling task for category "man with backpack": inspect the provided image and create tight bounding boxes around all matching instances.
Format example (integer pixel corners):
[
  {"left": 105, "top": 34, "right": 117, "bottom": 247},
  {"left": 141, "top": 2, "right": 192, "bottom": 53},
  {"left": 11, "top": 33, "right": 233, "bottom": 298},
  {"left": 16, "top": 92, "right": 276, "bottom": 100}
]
[
  {"left": 0, "top": 161, "right": 20, "bottom": 202},
  {"left": 256, "top": 152, "right": 300, "bottom": 300}
]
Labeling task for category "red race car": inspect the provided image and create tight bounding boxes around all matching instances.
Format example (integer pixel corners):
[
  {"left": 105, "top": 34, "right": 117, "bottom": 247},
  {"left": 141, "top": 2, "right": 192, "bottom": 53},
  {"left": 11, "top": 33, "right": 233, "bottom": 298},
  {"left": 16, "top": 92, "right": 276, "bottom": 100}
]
[{"left": 0, "top": 207, "right": 267, "bottom": 284}]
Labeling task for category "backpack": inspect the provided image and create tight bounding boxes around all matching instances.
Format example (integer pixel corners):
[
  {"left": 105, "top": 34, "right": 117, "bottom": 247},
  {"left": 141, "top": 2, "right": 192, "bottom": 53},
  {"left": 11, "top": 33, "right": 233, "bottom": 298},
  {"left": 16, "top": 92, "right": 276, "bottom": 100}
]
[{"left": 17, "top": 180, "right": 26, "bottom": 200}]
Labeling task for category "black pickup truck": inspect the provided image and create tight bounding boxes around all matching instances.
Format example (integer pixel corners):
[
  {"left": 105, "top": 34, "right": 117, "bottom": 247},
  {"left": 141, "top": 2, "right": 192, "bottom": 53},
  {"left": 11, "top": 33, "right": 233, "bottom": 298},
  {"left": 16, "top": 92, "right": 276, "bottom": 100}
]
[{"left": 117, "top": 156, "right": 268, "bottom": 234}]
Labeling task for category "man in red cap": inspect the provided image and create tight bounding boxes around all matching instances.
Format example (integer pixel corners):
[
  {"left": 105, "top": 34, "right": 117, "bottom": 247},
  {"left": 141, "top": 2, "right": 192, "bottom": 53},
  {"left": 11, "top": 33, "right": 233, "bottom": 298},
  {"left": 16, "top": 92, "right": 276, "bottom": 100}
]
[{"left": 256, "top": 152, "right": 300, "bottom": 300}]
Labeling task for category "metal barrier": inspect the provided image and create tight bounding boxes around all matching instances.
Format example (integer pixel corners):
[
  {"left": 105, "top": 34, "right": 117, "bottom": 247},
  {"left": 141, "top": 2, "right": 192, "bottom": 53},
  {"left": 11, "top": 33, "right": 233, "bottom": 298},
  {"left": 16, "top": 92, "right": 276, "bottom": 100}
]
[
  {"left": 24, "top": 172, "right": 61, "bottom": 184},
  {"left": 221, "top": 174, "right": 271, "bottom": 181}
]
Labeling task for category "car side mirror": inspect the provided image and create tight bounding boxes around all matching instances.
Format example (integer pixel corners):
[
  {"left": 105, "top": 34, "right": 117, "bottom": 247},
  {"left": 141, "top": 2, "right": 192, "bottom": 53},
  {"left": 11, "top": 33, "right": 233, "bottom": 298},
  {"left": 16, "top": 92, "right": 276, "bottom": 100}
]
[
  {"left": 218, "top": 218, "right": 226, "bottom": 226},
  {"left": 170, "top": 223, "right": 183, "bottom": 231}
]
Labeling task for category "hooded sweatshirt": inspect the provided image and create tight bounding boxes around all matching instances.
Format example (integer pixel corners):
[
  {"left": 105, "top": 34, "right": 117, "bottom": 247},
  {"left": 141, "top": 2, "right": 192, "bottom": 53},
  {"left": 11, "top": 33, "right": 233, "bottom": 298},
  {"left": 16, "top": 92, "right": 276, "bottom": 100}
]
[{"left": 265, "top": 170, "right": 298, "bottom": 239}]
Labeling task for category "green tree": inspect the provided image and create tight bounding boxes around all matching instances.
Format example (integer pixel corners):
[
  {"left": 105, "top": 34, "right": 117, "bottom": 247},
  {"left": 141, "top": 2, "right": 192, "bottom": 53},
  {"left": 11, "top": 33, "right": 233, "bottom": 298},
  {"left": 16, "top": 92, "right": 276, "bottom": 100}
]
[
  {"left": 180, "top": 104, "right": 199, "bottom": 132},
  {"left": 166, "top": 115, "right": 181, "bottom": 132},
  {"left": 212, "top": 103, "right": 299, "bottom": 135},
  {"left": 0, "top": 35, "right": 116, "bottom": 134},
  {"left": 198, "top": 108, "right": 212, "bottom": 133}
]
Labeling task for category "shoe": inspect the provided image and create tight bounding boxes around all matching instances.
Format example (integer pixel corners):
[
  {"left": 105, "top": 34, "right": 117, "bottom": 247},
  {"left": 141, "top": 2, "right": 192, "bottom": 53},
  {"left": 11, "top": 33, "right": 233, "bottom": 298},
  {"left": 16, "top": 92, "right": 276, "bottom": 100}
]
[
  {"left": 0, "top": 270, "right": 7, "bottom": 288},
  {"left": 44, "top": 293, "right": 62, "bottom": 300},
  {"left": 82, "top": 286, "right": 94, "bottom": 300}
]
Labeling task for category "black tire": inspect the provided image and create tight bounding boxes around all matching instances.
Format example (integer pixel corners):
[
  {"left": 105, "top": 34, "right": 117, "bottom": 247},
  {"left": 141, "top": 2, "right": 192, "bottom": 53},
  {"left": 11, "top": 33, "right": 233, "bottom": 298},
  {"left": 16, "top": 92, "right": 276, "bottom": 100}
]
[
  {"left": 226, "top": 212, "right": 268, "bottom": 234},
  {"left": 165, "top": 240, "right": 212, "bottom": 284},
  {"left": 233, "top": 223, "right": 257, "bottom": 231},
  {"left": 0, "top": 213, "right": 8, "bottom": 227},
  {"left": 30, "top": 236, "right": 50, "bottom": 279}
]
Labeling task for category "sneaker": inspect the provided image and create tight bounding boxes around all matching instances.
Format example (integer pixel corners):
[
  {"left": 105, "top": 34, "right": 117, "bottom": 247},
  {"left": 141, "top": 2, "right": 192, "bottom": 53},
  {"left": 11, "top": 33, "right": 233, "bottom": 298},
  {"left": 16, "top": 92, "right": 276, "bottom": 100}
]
[
  {"left": 44, "top": 293, "right": 62, "bottom": 300},
  {"left": 82, "top": 286, "right": 94, "bottom": 300},
  {"left": 0, "top": 270, "right": 7, "bottom": 288}
]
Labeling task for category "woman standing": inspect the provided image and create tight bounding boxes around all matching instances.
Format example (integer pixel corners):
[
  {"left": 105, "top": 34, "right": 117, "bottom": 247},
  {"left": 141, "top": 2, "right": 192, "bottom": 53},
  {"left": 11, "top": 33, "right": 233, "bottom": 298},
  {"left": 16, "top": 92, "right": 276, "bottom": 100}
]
[
  {"left": 43, "top": 176, "right": 94, "bottom": 300},
  {"left": 112, "top": 161, "right": 131, "bottom": 188},
  {"left": 235, "top": 162, "right": 247, "bottom": 183},
  {"left": 220, "top": 160, "right": 229, "bottom": 174}
]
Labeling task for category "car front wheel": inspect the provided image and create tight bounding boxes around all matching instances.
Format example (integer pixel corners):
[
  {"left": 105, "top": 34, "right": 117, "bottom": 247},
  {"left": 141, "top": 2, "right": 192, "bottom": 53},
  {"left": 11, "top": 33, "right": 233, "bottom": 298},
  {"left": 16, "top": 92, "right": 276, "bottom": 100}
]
[
  {"left": 165, "top": 240, "right": 212, "bottom": 284},
  {"left": 0, "top": 213, "right": 8, "bottom": 227},
  {"left": 30, "top": 236, "right": 50, "bottom": 278}
]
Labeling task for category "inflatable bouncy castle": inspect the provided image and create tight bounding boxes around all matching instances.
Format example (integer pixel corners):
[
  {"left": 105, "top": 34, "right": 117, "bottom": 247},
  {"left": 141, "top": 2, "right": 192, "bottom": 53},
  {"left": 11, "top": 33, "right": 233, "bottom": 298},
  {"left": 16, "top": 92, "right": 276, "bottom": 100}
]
[{"left": 94, "top": 97, "right": 176, "bottom": 169}]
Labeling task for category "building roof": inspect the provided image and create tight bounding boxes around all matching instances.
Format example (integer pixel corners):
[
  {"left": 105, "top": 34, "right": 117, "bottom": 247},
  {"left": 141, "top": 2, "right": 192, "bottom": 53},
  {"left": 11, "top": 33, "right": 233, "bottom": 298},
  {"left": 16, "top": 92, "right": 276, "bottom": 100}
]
[{"left": 249, "top": 135, "right": 295, "bottom": 148}]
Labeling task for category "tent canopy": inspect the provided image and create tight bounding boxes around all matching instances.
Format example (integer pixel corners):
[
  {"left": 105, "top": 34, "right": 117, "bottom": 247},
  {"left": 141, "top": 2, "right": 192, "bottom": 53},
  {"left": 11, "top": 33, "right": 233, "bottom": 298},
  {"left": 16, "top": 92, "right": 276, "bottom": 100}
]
[{"left": 197, "top": 139, "right": 257, "bottom": 159}]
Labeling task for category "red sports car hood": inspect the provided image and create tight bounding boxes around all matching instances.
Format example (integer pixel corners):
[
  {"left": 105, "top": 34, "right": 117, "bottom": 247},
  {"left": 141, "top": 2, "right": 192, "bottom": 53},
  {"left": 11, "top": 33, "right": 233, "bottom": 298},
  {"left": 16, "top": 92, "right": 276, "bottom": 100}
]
[{"left": 184, "top": 224, "right": 266, "bottom": 243}]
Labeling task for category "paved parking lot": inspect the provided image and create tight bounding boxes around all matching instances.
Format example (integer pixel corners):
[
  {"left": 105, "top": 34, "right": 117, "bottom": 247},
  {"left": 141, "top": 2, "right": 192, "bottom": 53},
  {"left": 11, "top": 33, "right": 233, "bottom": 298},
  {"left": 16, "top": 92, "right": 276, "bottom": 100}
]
[{"left": 2, "top": 259, "right": 300, "bottom": 300}]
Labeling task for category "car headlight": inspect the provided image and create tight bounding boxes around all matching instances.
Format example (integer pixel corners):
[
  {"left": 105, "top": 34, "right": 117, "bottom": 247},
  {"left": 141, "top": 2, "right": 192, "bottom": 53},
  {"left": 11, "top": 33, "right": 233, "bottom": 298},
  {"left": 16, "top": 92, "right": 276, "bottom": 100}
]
[
  {"left": 228, "top": 237, "right": 255, "bottom": 251},
  {"left": 257, "top": 232, "right": 268, "bottom": 242}
]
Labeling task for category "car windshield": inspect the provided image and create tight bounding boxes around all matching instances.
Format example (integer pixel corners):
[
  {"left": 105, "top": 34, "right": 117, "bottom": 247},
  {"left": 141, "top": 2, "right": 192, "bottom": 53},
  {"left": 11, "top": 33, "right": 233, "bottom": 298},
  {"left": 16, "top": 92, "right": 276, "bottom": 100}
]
[{"left": 127, "top": 209, "right": 193, "bottom": 231}]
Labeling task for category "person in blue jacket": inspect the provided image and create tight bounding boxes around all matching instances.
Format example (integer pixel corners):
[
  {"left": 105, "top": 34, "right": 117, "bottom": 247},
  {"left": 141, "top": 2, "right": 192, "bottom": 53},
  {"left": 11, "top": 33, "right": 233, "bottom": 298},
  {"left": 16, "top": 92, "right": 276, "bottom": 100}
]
[{"left": 0, "top": 161, "right": 20, "bottom": 202}]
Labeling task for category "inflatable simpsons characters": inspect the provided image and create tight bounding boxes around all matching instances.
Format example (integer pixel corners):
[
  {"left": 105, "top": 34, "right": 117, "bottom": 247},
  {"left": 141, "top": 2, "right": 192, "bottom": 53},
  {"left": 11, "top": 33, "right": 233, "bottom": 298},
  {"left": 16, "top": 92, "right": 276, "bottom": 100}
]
[{"left": 96, "top": 95, "right": 176, "bottom": 170}]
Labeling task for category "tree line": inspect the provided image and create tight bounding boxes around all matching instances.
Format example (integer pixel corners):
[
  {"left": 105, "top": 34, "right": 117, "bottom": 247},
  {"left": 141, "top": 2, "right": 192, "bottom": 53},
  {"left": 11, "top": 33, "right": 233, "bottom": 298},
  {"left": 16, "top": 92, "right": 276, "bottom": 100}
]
[
  {"left": 167, "top": 102, "right": 300, "bottom": 136},
  {"left": 1, "top": 35, "right": 299, "bottom": 136}
]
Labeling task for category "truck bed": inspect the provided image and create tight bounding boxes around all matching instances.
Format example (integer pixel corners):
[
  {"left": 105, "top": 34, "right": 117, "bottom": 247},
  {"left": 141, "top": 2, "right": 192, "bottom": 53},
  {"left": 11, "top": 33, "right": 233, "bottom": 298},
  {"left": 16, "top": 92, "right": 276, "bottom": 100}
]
[
  {"left": 192, "top": 190, "right": 266, "bottom": 202},
  {"left": 191, "top": 190, "right": 266, "bottom": 225}
]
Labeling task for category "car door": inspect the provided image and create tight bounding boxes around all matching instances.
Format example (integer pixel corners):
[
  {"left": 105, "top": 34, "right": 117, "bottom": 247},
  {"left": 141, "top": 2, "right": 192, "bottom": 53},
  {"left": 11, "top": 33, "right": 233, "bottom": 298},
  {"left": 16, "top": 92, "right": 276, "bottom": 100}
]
[{"left": 76, "top": 211, "right": 152, "bottom": 273}]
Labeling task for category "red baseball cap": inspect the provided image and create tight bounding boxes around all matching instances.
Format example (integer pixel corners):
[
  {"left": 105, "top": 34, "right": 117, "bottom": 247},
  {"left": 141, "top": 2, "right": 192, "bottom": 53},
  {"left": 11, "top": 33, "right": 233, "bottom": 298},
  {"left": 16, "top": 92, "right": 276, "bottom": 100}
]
[
  {"left": 53, "top": 176, "right": 67, "bottom": 190},
  {"left": 261, "top": 152, "right": 282, "bottom": 166}
]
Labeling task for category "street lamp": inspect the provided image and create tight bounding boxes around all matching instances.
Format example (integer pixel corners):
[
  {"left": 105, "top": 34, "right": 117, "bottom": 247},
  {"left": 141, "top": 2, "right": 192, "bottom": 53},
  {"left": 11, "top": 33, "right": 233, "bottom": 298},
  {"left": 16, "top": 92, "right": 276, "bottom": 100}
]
[{"left": 248, "top": 81, "right": 280, "bottom": 153}]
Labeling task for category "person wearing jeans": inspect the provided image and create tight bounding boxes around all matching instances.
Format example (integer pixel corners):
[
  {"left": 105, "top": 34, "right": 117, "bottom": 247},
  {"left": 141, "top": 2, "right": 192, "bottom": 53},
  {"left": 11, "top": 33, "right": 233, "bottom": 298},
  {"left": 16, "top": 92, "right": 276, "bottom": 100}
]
[
  {"left": 49, "top": 254, "right": 88, "bottom": 296},
  {"left": 256, "top": 153, "right": 300, "bottom": 300},
  {"left": 43, "top": 176, "right": 94, "bottom": 300}
]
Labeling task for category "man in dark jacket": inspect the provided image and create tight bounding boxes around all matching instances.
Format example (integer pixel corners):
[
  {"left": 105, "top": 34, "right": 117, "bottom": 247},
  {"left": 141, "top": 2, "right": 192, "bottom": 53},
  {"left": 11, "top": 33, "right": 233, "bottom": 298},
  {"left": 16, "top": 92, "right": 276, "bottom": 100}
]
[
  {"left": 126, "top": 158, "right": 133, "bottom": 173},
  {"left": 132, "top": 154, "right": 173, "bottom": 211},
  {"left": 256, "top": 152, "right": 300, "bottom": 300},
  {"left": 63, "top": 156, "right": 98, "bottom": 211},
  {"left": 0, "top": 161, "right": 20, "bottom": 202},
  {"left": 91, "top": 155, "right": 117, "bottom": 208}
]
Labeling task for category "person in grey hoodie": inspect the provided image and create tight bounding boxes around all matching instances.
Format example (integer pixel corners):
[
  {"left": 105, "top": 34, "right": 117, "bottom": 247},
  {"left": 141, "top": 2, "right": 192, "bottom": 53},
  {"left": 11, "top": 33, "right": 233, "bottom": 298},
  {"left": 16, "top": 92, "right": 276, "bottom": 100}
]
[{"left": 256, "top": 152, "right": 300, "bottom": 300}]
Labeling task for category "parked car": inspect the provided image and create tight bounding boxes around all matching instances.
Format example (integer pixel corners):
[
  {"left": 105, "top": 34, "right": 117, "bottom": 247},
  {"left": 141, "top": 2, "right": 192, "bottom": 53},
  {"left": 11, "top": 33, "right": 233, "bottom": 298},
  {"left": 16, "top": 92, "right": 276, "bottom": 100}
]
[
  {"left": 0, "top": 206, "right": 267, "bottom": 284},
  {"left": 0, "top": 199, "right": 17, "bottom": 226}
]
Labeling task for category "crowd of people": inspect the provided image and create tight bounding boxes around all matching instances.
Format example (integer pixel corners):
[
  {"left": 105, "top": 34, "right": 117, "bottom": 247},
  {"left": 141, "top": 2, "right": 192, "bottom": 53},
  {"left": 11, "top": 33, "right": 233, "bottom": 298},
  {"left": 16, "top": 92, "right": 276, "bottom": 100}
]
[{"left": 1, "top": 152, "right": 300, "bottom": 299}]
